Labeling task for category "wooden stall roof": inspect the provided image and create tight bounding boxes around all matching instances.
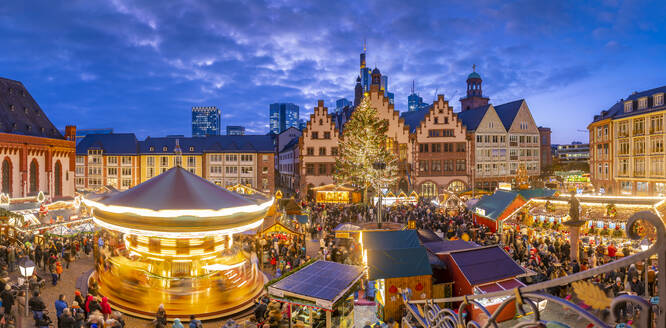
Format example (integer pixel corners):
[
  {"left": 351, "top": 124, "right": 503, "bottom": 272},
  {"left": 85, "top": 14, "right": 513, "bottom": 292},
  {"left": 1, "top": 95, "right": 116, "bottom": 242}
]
[{"left": 310, "top": 184, "right": 356, "bottom": 192}]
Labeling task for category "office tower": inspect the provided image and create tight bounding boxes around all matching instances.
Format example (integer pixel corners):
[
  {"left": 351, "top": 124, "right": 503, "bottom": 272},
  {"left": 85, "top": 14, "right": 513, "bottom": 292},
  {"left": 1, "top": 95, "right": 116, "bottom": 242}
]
[
  {"left": 335, "top": 98, "right": 352, "bottom": 113},
  {"left": 191, "top": 106, "right": 221, "bottom": 137},
  {"left": 226, "top": 125, "right": 245, "bottom": 135},
  {"left": 269, "top": 103, "right": 300, "bottom": 134}
]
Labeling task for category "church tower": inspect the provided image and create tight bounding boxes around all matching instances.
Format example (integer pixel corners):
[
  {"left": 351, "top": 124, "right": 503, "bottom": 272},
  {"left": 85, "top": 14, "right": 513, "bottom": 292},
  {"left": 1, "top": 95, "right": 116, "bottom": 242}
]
[
  {"left": 354, "top": 76, "right": 363, "bottom": 106},
  {"left": 459, "top": 65, "right": 489, "bottom": 111}
]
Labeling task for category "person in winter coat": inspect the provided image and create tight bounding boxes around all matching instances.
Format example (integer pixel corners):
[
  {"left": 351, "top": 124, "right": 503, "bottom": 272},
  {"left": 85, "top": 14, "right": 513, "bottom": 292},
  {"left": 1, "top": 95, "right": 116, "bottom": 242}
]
[
  {"left": 54, "top": 294, "right": 68, "bottom": 325},
  {"left": 0, "top": 285, "right": 14, "bottom": 315},
  {"left": 155, "top": 304, "right": 167, "bottom": 327},
  {"left": 74, "top": 290, "right": 85, "bottom": 309},
  {"left": 84, "top": 295, "right": 94, "bottom": 317},
  {"left": 188, "top": 314, "right": 202, "bottom": 328},
  {"left": 59, "top": 308, "right": 76, "bottom": 328},
  {"left": 100, "top": 296, "right": 112, "bottom": 319}
]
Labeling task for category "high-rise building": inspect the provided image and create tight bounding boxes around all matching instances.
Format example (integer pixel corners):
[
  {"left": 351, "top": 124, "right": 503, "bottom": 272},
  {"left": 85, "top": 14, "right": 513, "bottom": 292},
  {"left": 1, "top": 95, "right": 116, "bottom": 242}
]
[
  {"left": 226, "top": 125, "right": 245, "bottom": 136},
  {"left": 269, "top": 103, "right": 299, "bottom": 134},
  {"left": 298, "top": 119, "right": 307, "bottom": 131},
  {"left": 191, "top": 106, "right": 221, "bottom": 137},
  {"left": 407, "top": 81, "right": 429, "bottom": 112},
  {"left": 335, "top": 98, "right": 352, "bottom": 113}
]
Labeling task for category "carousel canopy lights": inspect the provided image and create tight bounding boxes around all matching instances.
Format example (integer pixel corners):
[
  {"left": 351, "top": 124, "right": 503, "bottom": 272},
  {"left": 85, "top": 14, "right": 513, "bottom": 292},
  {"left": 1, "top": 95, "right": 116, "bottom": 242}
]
[
  {"left": 93, "top": 216, "right": 265, "bottom": 239},
  {"left": 203, "top": 261, "right": 247, "bottom": 271},
  {"left": 83, "top": 197, "right": 273, "bottom": 218}
]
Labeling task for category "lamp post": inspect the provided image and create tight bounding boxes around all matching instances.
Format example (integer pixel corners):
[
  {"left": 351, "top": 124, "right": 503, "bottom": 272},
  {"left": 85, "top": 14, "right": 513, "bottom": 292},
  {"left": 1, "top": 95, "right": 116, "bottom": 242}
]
[
  {"left": 373, "top": 161, "right": 386, "bottom": 229},
  {"left": 640, "top": 238, "right": 650, "bottom": 297},
  {"left": 19, "top": 257, "right": 35, "bottom": 316}
]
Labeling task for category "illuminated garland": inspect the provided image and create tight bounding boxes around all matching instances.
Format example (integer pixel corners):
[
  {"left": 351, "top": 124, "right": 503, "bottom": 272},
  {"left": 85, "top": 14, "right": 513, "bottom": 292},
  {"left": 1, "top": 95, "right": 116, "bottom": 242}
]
[
  {"left": 83, "top": 197, "right": 274, "bottom": 218},
  {"left": 606, "top": 204, "right": 617, "bottom": 218}
]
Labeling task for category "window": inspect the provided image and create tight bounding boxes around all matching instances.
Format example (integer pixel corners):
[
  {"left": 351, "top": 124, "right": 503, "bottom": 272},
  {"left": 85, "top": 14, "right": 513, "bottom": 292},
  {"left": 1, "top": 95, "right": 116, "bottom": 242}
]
[
  {"left": 651, "top": 158, "right": 664, "bottom": 176},
  {"left": 162, "top": 146, "right": 168, "bottom": 152},
  {"left": 160, "top": 157, "right": 168, "bottom": 166},
  {"left": 634, "top": 118, "right": 645, "bottom": 135},
  {"left": 456, "top": 159, "right": 466, "bottom": 171},
  {"left": 419, "top": 144, "right": 429, "bottom": 153},
  {"left": 443, "top": 129, "right": 454, "bottom": 137},
  {"left": 175, "top": 156, "right": 182, "bottom": 167},
  {"left": 476, "top": 135, "right": 482, "bottom": 143},
  {"left": 634, "top": 138, "right": 645, "bottom": 154},
  {"left": 421, "top": 182, "right": 436, "bottom": 197},
  {"left": 318, "top": 164, "right": 326, "bottom": 175},
  {"left": 147, "top": 157, "right": 155, "bottom": 166},
  {"left": 443, "top": 143, "right": 453, "bottom": 152},
  {"left": 75, "top": 167, "right": 84, "bottom": 176},
  {"left": 492, "top": 135, "right": 498, "bottom": 143},
  {"left": 306, "top": 164, "right": 315, "bottom": 175},
  {"left": 121, "top": 156, "right": 132, "bottom": 165},
  {"left": 263, "top": 154, "right": 269, "bottom": 161},
  {"left": 619, "top": 159, "right": 630, "bottom": 176},
  {"left": 262, "top": 167, "right": 268, "bottom": 174},
  {"left": 225, "top": 154, "right": 237, "bottom": 162},
  {"left": 638, "top": 97, "right": 647, "bottom": 110},
  {"left": 188, "top": 156, "right": 196, "bottom": 167},
  {"left": 431, "top": 160, "right": 441, "bottom": 172},
  {"left": 121, "top": 168, "right": 132, "bottom": 176},
  {"left": 428, "top": 129, "right": 441, "bottom": 137},
  {"left": 262, "top": 178, "right": 268, "bottom": 190},
  {"left": 306, "top": 147, "right": 314, "bottom": 156},
  {"left": 634, "top": 158, "right": 645, "bottom": 176},
  {"left": 147, "top": 167, "right": 155, "bottom": 178},
  {"left": 637, "top": 181, "right": 648, "bottom": 192},
  {"left": 651, "top": 115, "right": 663, "bottom": 133},
  {"left": 189, "top": 146, "right": 194, "bottom": 152},
  {"left": 651, "top": 138, "right": 663, "bottom": 153},
  {"left": 241, "top": 154, "right": 253, "bottom": 162},
  {"left": 107, "top": 156, "right": 118, "bottom": 165},
  {"left": 331, "top": 147, "right": 338, "bottom": 156},
  {"left": 149, "top": 146, "right": 154, "bottom": 152},
  {"left": 210, "top": 154, "right": 222, "bottom": 162},
  {"left": 225, "top": 166, "right": 237, "bottom": 174},
  {"left": 655, "top": 94, "right": 664, "bottom": 106},
  {"left": 241, "top": 166, "right": 253, "bottom": 174},
  {"left": 443, "top": 160, "right": 453, "bottom": 172},
  {"left": 107, "top": 168, "right": 117, "bottom": 176},
  {"left": 419, "top": 160, "right": 428, "bottom": 172},
  {"left": 624, "top": 101, "right": 632, "bottom": 113},
  {"left": 456, "top": 143, "right": 466, "bottom": 152},
  {"left": 311, "top": 131, "right": 318, "bottom": 139},
  {"left": 431, "top": 143, "right": 441, "bottom": 152},
  {"left": 319, "top": 147, "right": 326, "bottom": 156},
  {"left": 323, "top": 132, "right": 331, "bottom": 139},
  {"left": 656, "top": 183, "right": 666, "bottom": 194},
  {"left": 76, "top": 156, "right": 85, "bottom": 164},
  {"left": 618, "top": 121, "right": 629, "bottom": 137}
]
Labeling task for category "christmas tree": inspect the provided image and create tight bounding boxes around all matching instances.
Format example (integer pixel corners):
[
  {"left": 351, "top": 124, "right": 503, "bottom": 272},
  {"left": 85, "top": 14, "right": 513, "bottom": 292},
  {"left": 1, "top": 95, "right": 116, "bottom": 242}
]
[{"left": 335, "top": 94, "right": 398, "bottom": 196}]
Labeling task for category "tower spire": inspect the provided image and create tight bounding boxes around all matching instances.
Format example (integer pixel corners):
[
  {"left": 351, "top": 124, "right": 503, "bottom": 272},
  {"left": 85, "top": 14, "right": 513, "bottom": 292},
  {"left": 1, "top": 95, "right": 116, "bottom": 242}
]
[
  {"left": 412, "top": 80, "right": 415, "bottom": 94},
  {"left": 174, "top": 138, "right": 183, "bottom": 167},
  {"left": 472, "top": 64, "right": 476, "bottom": 72}
]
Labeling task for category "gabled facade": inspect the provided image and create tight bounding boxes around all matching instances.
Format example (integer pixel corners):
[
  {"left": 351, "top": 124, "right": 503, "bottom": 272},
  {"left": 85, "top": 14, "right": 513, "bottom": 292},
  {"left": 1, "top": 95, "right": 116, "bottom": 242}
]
[
  {"left": 299, "top": 100, "right": 340, "bottom": 195},
  {"left": 407, "top": 95, "right": 469, "bottom": 197}
]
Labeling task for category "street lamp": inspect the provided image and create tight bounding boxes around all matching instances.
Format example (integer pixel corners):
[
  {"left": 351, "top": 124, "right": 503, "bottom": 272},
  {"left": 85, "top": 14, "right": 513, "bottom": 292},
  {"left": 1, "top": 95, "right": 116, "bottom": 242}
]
[
  {"left": 640, "top": 238, "right": 650, "bottom": 297},
  {"left": 373, "top": 161, "right": 387, "bottom": 228},
  {"left": 19, "top": 257, "right": 35, "bottom": 316}
]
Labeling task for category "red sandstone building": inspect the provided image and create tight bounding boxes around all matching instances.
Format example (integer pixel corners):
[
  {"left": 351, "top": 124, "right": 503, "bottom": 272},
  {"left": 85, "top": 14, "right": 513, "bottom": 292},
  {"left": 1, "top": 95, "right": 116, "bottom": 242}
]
[{"left": 0, "top": 77, "right": 76, "bottom": 199}]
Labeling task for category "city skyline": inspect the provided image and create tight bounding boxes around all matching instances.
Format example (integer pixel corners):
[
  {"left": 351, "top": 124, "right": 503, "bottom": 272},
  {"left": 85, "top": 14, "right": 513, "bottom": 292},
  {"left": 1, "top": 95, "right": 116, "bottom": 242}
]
[{"left": 1, "top": 1, "right": 665, "bottom": 143}]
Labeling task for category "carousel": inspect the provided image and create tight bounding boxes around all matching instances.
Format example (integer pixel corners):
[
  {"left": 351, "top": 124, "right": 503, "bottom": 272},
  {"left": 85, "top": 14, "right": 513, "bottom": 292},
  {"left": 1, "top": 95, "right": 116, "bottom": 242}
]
[{"left": 83, "top": 167, "right": 273, "bottom": 320}]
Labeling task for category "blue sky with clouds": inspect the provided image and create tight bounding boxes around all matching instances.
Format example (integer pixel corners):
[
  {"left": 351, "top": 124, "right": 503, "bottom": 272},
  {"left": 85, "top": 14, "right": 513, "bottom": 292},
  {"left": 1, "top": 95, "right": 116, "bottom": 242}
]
[{"left": 1, "top": 0, "right": 665, "bottom": 143}]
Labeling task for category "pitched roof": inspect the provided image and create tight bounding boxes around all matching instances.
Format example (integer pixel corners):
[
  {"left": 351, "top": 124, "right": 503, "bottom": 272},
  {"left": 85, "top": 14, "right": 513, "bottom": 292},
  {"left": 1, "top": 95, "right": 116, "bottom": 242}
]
[
  {"left": 593, "top": 85, "right": 666, "bottom": 122},
  {"left": 0, "top": 77, "right": 64, "bottom": 139},
  {"left": 470, "top": 190, "right": 520, "bottom": 221},
  {"left": 76, "top": 133, "right": 139, "bottom": 155},
  {"left": 449, "top": 246, "right": 526, "bottom": 285},
  {"left": 494, "top": 99, "right": 525, "bottom": 130},
  {"left": 279, "top": 138, "right": 299, "bottom": 153},
  {"left": 423, "top": 240, "right": 478, "bottom": 254},
  {"left": 456, "top": 104, "right": 491, "bottom": 131},
  {"left": 513, "top": 188, "right": 557, "bottom": 200},
  {"left": 96, "top": 166, "right": 259, "bottom": 210},
  {"left": 400, "top": 107, "right": 430, "bottom": 133},
  {"left": 140, "top": 136, "right": 207, "bottom": 154},
  {"left": 363, "top": 230, "right": 432, "bottom": 279}
]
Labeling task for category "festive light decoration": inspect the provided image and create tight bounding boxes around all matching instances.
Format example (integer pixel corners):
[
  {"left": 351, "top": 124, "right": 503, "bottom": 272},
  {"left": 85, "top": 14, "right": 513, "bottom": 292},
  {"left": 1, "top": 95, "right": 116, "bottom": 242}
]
[
  {"left": 83, "top": 197, "right": 274, "bottom": 218},
  {"left": 93, "top": 216, "right": 265, "bottom": 239},
  {"left": 334, "top": 93, "right": 398, "bottom": 192}
]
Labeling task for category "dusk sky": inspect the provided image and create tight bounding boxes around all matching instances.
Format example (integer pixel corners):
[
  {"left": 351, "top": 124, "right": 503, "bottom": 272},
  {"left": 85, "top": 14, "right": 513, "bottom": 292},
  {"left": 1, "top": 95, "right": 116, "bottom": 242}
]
[{"left": 1, "top": 0, "right": 665, "bottom": 144}]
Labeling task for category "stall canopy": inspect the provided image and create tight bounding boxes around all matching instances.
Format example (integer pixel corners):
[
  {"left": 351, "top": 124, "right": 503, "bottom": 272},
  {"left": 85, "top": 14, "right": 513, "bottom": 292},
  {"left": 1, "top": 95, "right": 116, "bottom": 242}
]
[
  {"left": 423, "top": 240, "right": 478, "bottom": 255},
  {"left": 513, "top": 188, "right": 557, "bottom": 200},
  {"left": 280, "top": 198, "right": 303, "bottom": 215},
  {"left": 362, "top": 230, "right": 432, "bottom": 280},
  {"left": 470, "top": 190, "right": 526, "bottom": 232},
  {"left": 267, "top": 260, "right": 363, "bottom": 310},
  {"left": 449, "top": 246, "right": 526, "bottom": 286},
  {"left": 416, "top": 229, "right": 442, "bottom": 243},
  {"left": 333, "top": 223, "right": 361, "bottom": 232},
  {"left": 260, "top": 216, "right": 303, "bottom": 236}
]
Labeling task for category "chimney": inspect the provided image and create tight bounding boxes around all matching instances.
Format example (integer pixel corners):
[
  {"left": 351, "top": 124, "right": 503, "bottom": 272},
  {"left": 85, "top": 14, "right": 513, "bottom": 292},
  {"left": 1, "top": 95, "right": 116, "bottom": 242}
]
[{"left": 65, "top": 125, "right": 76, "bottom": 141}]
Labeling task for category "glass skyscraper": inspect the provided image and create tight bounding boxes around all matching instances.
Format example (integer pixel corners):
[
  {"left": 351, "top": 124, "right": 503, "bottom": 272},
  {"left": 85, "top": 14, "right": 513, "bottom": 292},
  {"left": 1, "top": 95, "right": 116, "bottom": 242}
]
[
  {"left": 191, "top": 106, "right": 221, "bottom": 137},
  {"left": 335, "top": 98, "right": 352, "bottom": 112},
  {"left": 269, "top": 103, "right": 299, "bottom": 134}
]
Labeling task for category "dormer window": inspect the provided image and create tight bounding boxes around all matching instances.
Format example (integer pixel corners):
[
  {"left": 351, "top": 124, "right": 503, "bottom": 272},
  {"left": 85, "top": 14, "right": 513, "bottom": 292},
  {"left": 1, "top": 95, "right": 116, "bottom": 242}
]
[
  {"left": 40, "top": 127, "right": 45, "bottom": 134},
  {"left": 638, "top": 97, "right": 648, "bottom": 110},
  {"left": 162, "top": 146, "right": 168, "bottom": 152},
  {"left": 26, "top": 125, "right": 30, "bottom": 131},
  {"left": 149, "top": 146, "right": 154, "bottom": 152},
  {"left": 24, "top": 107, "right": 28, "bottom": 114},
  {"left": 624, "top": 101, "right": 633, "bottom": 113},
  {"left": 655, "top": 93, "right": 664, "bottom": 107},
  {"left": 189, "top": 146, "right": 194, "bottom": 151},
  {"left": 9, "top": 105, "right": 14, "bottom": 111}
]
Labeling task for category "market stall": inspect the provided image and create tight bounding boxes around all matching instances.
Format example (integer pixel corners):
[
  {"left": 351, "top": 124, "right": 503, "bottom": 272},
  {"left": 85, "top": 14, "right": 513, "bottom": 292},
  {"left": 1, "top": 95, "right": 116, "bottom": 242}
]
[
  {"left": 266, "top": 260, "right": 364, "bottom": 328},
  {"left": 259, "top": 216, "right": 304, "bottom": 237},
  {"left": 361, "top": 230, "right": 433, "bottom": 322},
  {"left": 469, "top": 190, "right": 527, "bottom": 233},
  {"left": 311, "top": 184, "right": 361, "bottom": 204}
]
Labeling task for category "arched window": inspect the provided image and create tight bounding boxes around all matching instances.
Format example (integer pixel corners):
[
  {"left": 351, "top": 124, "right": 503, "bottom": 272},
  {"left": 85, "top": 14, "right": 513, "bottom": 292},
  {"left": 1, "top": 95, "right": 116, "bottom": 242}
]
[
  {"left": 29, "top": 159, "right": 38, "bottom": 194},
  {"left": 54, "top": 161, "right": 62, "bottom": 197},
  {"left": 447, "top": 180, "right": 466, "bottom": 193},
  {"left": 1, "top": 158, "right": 11, "bottom": 195},
  {"left": 421, "top": 182, "right": 437, "bottom": 198}
]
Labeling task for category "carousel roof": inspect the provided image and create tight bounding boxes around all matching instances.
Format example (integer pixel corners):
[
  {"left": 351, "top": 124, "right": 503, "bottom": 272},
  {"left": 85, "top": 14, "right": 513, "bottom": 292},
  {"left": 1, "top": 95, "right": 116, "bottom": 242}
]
[{"left": 96, "top": 167, "right": 258, "bottom": 211}]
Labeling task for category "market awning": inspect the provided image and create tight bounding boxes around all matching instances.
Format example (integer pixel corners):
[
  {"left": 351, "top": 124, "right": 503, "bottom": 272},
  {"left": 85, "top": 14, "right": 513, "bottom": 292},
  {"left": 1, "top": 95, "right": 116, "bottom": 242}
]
[
  {"left": 267, "top": 260, "right": 363, "bottom": 310},
  {"left": 449, "top": 246, "right": 526, "bottom": 286},
  {"left": 423, "top": 240, "right": 478, "bottom": 254},
  {"left": 333, "top": 223, "right": 361, "bottom": 232},
  {"left": 363, "top": 230, "right": 432, "bottom": 280}
]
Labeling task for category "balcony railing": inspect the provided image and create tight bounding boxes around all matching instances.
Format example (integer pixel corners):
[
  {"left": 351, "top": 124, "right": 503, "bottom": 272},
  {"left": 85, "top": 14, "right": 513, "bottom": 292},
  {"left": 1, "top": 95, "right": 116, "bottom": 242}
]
[{"left": 402, "top": 211, "right": 666, "bottom": 328}]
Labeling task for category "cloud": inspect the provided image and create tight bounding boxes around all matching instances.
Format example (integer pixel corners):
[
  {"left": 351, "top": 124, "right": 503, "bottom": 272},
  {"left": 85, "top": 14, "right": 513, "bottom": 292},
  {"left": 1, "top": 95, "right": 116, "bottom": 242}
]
[{"left": 0, "top": 0, "right": 664, "bottom": 144}]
